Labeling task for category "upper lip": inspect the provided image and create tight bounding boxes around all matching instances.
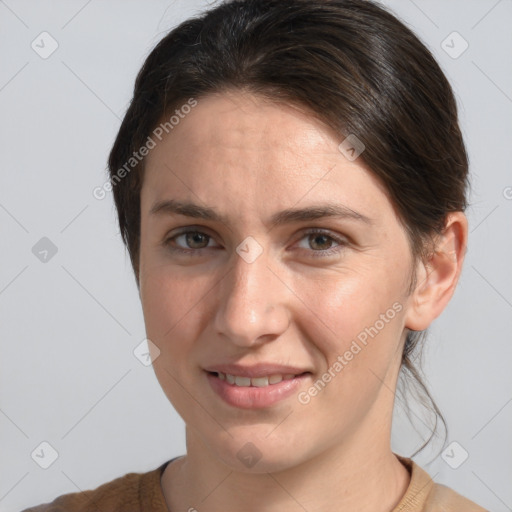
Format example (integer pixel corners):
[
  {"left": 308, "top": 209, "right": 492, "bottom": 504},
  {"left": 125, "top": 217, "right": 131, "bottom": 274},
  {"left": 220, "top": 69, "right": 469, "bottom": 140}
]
[{"left": 204, "top": 363, "right": 311, "bottom": 378}]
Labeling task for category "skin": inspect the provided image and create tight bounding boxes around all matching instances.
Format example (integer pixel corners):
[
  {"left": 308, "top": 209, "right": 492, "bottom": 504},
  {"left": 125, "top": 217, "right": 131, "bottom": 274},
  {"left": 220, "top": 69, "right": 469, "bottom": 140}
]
[{"left": 137, "top": 90, "right": 468, "bottom": 512}]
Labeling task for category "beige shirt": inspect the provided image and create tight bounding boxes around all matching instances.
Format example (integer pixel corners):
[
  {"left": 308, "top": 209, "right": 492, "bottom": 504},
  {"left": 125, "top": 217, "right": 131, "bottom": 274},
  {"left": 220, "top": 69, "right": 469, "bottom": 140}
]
[
  {"left": 22, "top": 455, "right": 488, "bottom": 511},
  {"left": 394, "top": 456, "right": 487, "bottom": 511}
]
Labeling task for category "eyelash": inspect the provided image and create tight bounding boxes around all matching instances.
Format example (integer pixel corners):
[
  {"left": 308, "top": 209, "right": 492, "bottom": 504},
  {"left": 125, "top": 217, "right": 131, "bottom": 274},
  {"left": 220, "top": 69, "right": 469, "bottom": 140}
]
[{"left": 163, "top": 228, "right": 347, "bottom": 258}]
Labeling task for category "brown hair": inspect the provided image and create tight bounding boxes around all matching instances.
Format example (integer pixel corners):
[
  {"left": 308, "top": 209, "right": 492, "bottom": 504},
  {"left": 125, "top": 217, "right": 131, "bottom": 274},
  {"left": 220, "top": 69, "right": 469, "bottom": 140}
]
[{"left": 108, "top": 0, "right": 469, "bottom": 455}]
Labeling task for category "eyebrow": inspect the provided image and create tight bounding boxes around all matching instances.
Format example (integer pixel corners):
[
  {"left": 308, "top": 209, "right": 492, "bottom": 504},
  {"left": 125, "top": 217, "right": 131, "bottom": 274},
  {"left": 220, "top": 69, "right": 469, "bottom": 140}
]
[{"left": 150, "top": 199, "right": 373, "bottom": 227}]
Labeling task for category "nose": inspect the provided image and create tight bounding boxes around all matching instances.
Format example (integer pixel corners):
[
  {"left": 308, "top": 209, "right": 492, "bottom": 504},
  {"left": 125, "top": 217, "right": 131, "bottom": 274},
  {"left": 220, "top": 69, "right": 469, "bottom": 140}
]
[{"left": 213, "top": 246, "right": 290, "bottom": 348}]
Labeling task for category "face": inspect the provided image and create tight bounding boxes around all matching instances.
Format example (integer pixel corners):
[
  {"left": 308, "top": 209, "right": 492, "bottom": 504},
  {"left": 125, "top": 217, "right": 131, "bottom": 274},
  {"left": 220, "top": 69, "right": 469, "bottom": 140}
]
[{"left": 139, "top": 90, "right": 416, "bottom": 472}]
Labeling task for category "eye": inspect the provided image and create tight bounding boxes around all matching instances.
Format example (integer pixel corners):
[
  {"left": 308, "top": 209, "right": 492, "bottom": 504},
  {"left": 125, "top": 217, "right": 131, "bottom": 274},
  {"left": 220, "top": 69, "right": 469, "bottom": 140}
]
[
  {"left": 163, "top": 227, "right": 347, "bottom": 258},
  {"left": 164, "top": 229, "right": 217, "bottom": 255},
  {"left": 295, "top": 228, "right": 347, "bottom": 258}
]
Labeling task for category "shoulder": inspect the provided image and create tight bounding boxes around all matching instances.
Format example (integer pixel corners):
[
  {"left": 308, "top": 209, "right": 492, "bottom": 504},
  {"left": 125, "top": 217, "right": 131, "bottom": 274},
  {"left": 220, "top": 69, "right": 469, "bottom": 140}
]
[
  {"left": 394, "top": 455, "right": 488, "bottom": 512},
  {"left": 425, "top": 482, "right": 489, "bottom": 512},
  {"left": 20, "top": 461, "right": 170, "bottom": 512}
]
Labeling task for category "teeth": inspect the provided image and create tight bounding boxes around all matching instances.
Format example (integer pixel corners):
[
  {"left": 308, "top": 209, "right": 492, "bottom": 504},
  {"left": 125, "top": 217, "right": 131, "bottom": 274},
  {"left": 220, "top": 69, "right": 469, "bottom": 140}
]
[
  {"left": 251, "top": 376, "right": 269, "bottom": 387},
  {"left": 235, "top": 376, "right": 251, "bottom": 387},
  {"left": 215, "top": 372, "right": 301, "bottom": 387}
]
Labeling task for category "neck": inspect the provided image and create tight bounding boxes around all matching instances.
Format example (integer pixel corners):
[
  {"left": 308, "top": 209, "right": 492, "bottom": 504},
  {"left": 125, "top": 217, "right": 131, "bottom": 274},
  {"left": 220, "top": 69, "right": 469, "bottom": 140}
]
[{"left": 161, "top": 412, "right": 410, "bottom": 512}]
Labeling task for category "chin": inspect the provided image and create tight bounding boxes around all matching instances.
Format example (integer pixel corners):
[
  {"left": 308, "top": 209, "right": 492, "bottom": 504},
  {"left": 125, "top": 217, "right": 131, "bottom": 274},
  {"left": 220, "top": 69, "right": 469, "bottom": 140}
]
[{"left": 203, "top": 428, "right": 310, "bottom": 474}]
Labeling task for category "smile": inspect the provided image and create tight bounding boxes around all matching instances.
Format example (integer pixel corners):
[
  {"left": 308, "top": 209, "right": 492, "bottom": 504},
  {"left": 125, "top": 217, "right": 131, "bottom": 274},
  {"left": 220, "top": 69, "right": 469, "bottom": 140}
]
[
  {"left": 205, "top": 370, "right": 311, "bottom": 409},
  {"left": 213, "top": 371, "right": 301, "bottom": 387}
]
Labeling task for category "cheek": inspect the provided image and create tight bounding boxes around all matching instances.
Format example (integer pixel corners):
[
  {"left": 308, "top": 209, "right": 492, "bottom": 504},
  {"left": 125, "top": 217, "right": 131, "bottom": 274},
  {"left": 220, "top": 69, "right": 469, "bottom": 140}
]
[
  {"left": 299, "top": 264, "right": 406, "bottom": 359},
  {"left": 139, "top": 267, "right": 211, "bottom": 421},
  {"left": 294, "top": 274, "right": 406, "bottom": 428},
  {"left": 140, "top": 268, "right": 204, "bottom": 348}
]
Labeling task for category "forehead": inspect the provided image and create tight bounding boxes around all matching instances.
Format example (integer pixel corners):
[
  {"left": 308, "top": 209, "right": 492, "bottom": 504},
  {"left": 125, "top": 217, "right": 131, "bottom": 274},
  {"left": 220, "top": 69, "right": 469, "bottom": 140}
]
[
  {"left": 142, "top": 90, "right": 392, "bottom": 222},
  {"left": 147, "top": 91, "right": 342, "bottom": 169},
  {"left": 182, "top": 91, "right": 333, "bottom": 151}
]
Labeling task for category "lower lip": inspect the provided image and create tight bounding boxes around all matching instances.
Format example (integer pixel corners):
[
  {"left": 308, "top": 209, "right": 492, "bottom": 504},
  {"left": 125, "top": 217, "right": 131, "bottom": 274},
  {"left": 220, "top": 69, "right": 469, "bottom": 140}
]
[{"left": 206, "top": 372, "right": 310, "bottom": 409}]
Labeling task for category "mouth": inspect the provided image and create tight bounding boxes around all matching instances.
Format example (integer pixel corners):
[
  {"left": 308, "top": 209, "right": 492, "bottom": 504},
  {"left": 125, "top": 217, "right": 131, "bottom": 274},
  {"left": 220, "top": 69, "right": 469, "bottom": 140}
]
[
  {"left": 205, "top": 370, "right": 312, "bottom": 409},
  {"left": 207, "top": 370, "right": 310, "bottom": 387}
]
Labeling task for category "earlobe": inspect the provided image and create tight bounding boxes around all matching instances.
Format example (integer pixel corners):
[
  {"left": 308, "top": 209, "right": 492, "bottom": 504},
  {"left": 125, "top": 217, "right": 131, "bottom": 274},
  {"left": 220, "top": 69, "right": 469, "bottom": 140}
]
[{"left": 404, "top": 212, "right": 468, "bottom": 332}]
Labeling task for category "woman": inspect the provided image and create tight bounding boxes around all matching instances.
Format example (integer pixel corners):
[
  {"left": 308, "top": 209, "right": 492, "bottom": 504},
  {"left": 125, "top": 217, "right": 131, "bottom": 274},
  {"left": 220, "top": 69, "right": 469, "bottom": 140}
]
[{"left": 23, "top": 0, "right": 487, "bottom": 510}]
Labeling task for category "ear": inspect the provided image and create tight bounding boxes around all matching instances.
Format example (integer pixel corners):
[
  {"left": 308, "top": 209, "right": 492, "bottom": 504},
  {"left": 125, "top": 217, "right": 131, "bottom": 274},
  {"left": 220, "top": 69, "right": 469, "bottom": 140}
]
[{"left": 404, "top": 212, "right": 468, "bottom": 332}]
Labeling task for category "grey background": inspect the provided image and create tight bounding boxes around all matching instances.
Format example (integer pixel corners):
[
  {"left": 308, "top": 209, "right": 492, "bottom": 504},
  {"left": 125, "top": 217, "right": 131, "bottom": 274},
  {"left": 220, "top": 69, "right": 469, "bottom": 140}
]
[{"left": 0, "top": 0, "right": 510, "bottom": 510}]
